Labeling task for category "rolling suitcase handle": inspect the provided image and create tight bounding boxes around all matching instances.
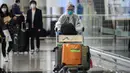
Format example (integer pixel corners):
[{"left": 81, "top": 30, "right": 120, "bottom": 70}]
[{"left": 21, "top": 22, "right": 26, "bottom": 32}]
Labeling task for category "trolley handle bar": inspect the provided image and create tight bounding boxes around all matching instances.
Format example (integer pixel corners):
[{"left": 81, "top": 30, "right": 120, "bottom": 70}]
[{"left": 55, "top": 27, "right": 85, "bottom": 33}]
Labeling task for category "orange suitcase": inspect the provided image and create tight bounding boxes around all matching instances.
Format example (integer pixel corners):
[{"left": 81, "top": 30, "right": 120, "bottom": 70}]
[{"left": 62, "top": 44, "right": 82, "bottom": 65}]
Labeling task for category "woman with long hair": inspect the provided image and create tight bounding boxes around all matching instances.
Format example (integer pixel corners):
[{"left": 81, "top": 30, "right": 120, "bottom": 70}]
[{"left": 0, "top": 4, "right": 16, "bottom": 62}]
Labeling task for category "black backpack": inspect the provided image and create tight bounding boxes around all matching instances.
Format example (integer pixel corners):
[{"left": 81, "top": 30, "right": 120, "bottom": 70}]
[{"left": 61, "top": 23, "right": 77, "bottom": 35}]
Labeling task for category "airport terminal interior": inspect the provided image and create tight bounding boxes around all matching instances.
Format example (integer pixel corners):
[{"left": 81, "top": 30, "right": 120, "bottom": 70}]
[{"left": 0, "top": 0, "right": 130, "bottom": 73}]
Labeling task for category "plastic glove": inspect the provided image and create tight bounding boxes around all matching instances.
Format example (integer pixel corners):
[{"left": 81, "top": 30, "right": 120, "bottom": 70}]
[{"left": 56, "top": 31, "right": 61, "bottom": 35}]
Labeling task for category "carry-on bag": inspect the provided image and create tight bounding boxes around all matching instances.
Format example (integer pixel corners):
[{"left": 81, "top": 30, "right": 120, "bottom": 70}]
[
  {"left": 13, "top": 22, "right": 28, "bottom": 52},
  {"left": 62, "top": 44, "right": 82, "bottom": 65}
]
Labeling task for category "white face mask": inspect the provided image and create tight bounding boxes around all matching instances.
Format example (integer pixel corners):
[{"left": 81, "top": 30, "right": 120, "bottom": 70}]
[
  {"left": 31, "top": 4, "right": 36, "bottom": 9},
  {"left": 2, "top": 8, "right": 7, "bottom": 13},
  {"left": 17, "top": 3, "right": 20, "bottom": 6}
]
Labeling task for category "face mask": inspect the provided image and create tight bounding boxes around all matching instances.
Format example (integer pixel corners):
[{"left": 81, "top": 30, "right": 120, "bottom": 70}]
[
  {"left": 31, "top": 4, "right": 36, "bottom": 9},
  {"left": 17, "top": 3, "right": 20, "bottom": 6},
  {"left": 68, "top": 10, "right": 73, "bottom": 15},
  {"left": 1, "top": 8, "right": 7, "bottom": 13}
]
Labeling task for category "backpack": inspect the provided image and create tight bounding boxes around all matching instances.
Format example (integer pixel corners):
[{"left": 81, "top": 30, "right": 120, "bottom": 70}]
[{"left": 61, "top": 23, "right": 77, "bottom": 35}]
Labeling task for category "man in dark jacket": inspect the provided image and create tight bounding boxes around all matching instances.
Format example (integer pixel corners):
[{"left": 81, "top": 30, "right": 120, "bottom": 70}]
[
  {"left": 26, "top": 0, "right": 43, "bottom": 53},
  {"left": 11, "top": 0, "right": 25, "bottom": 25}
]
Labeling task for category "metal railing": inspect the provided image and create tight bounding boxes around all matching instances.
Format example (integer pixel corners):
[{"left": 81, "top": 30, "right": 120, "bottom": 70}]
[{"left": 90, "top": 47, "right": 130, "bottom": 72}]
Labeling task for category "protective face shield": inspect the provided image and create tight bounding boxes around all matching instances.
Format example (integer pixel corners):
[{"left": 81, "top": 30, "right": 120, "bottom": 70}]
[
  {"left": 68, "top": 10, "right": 73, "bottom": 15},
  {"left": 30, "top": 4, "right": 36, "bottom": 9},
  {"left": 1, "top": 8, "right": 7, "bottom": 13}
]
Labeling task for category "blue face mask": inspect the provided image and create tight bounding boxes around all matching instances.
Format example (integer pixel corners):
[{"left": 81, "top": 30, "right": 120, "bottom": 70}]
[{"left": 68, "top": 10, "right": 73, "bottom": 15}]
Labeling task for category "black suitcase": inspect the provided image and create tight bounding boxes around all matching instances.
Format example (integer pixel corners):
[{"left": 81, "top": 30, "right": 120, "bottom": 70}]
[
  {"left": 18, "top": 29, "right": 28, "bottom": 52},
  {"left": 13, "top": 22, "right": 29, "bottom": 52}
]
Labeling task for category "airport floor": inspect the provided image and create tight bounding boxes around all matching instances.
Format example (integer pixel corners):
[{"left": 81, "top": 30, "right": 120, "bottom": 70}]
[
  {"left": 0, "top": 38, "right": 130, "bottom": 73},
  {"left": 84, "top": 37, "right": 130, "bottom": 58}
]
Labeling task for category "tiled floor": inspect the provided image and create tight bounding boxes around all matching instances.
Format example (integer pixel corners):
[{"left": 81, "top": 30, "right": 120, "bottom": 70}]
[
  {"left": 0, "top": 39, "right": 129, "bottom": 73},
  {"left": 0, "top": 40, "right": 55, "bottom": 72}
]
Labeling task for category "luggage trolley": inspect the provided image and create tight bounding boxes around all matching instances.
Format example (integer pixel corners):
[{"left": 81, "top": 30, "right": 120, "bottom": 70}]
[{"left": 52, "top": 28, "right": 91, "bottom": 73}]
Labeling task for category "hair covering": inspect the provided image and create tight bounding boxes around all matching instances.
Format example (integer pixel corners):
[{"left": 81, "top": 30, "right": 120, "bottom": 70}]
[{"left": 67, "top": 3, "right": 75, "bottom": 10}]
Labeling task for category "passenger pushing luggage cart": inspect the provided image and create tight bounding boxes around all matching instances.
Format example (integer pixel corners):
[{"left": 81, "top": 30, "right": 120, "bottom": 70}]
[{"left": 52, "top": 26, "right": 91, "bottom": 73}]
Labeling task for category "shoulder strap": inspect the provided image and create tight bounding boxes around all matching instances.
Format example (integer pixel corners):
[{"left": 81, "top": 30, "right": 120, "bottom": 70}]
[{"left": 73, "top": 15, "right": 76, "bottom": 26}]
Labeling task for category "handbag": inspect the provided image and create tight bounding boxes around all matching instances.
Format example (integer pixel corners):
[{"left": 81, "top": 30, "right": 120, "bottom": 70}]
[{"left": 37, "top": 28, "right": 47, "bottom": 37}]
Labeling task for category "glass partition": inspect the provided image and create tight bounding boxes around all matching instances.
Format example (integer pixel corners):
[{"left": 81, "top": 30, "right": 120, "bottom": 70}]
[{"left": 81, "top": 14, "right": 130, "bottom": 58}]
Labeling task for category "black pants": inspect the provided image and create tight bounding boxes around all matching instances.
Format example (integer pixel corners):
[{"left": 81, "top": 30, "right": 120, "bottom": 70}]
[
  {"left": 2, "top": 37, "right": 13, "bottom": 58},
  {"left": 27, "top": 29, "right": 40, "bottom": 50},
  {"left": 31, "top": 36, "right": 40, "bottom": 50}
]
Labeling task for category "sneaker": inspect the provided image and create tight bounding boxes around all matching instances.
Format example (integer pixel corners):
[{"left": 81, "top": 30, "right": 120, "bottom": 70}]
[
  {"left": 19, "top": 52, "right": 24, "bottom": 54},
  {"left": 4, "top": 57, "right": 8, "bottom": 62},
  {"left": 36, "top": 49, "right": 40, "bottom": 52},
  {"left": 24, "top": 52, "right": 29, "bottom": 54}
]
